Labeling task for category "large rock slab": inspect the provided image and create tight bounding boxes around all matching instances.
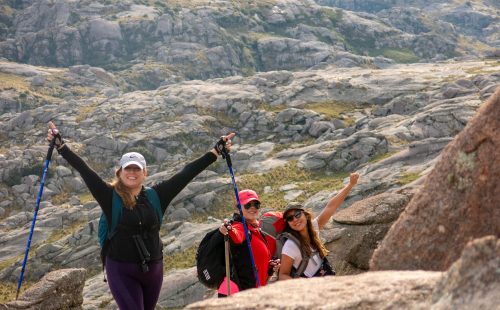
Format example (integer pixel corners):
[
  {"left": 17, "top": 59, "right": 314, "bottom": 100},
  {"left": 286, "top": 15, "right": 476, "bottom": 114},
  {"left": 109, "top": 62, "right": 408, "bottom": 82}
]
[
  {"left": 370, "top": 86, "right": 500, "bottom": 271},
  {"left": 186, "top": 270, "right": 441, "bottom": 309},
  {"left": 186, "top": 235, "right": 499, "bottom": 309}
]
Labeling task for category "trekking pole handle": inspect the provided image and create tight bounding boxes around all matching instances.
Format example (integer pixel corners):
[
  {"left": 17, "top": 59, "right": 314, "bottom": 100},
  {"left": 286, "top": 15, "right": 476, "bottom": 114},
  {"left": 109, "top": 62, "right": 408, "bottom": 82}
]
[{"left": 46, "top": 136, "right": 56, "bottom": 161}]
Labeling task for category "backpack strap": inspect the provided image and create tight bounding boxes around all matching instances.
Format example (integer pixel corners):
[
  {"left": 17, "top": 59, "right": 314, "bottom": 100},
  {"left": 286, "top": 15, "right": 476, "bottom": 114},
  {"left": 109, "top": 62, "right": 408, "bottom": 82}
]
[
  {"left": 109, "top": 190, "right": 123, "bottom": 240},
  {"left": 144, "top": 187, "right": 162, "bottom": 224}
]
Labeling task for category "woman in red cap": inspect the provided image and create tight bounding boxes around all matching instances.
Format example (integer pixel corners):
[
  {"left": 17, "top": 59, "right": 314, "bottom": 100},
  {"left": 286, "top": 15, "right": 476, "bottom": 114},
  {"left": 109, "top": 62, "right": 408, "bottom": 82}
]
[
  {"left": 279, "top": 173, "right": 359, "bottom": 279},
  {"left": 217, "top": 189, "right": 280, "bottom": 296}
]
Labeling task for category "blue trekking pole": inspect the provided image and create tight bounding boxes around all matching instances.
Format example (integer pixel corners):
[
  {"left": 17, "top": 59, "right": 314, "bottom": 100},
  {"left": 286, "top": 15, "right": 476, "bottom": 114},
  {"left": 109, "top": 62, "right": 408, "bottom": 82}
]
[
  {"left": 16, "top": 136, "right": 56, "bottom": 299},
  {"left": 219, "top": 143, "right": 261, "bottom": 287}
]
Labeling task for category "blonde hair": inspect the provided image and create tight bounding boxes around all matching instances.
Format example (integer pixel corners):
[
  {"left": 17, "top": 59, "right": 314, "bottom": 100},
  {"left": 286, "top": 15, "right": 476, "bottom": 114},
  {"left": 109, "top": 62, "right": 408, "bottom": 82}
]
[
  {"left": 111, "top": 168, "right": 137, "bottom": 209},
  {"left": 285, "top": 210, "right": 329, "bottom": 258}
]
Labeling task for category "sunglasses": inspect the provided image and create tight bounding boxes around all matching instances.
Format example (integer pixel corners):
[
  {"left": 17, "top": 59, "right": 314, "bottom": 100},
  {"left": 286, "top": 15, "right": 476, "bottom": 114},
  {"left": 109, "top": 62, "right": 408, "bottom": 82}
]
[
  {"left": 243, "top": 201, "right": 261, "bottom": 210},
  {"left": 285, "top": 210, "right": 303, "bottom": 222}
]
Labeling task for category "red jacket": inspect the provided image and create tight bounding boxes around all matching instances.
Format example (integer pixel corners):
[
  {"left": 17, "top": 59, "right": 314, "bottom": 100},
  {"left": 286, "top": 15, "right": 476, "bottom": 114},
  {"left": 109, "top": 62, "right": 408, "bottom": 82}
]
[{"left": 228, "top": 220, "right": 271, "bottom": 288}]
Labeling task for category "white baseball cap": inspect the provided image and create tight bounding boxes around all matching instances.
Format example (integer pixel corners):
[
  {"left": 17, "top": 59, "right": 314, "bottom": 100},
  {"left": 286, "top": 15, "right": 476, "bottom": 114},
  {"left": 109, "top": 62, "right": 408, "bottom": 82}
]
[{"left": 119, "top": 152, "right": 146, "bottom": 170}]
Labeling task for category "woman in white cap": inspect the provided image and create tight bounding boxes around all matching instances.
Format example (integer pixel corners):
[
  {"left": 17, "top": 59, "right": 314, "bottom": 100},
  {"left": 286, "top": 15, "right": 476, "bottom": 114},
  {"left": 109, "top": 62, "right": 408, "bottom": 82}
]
[
  {"left": 279, "top": 173, "right": 359, "bottom": 279},
  {"left": 47, "top": 121, "right": 234, "bottom": 310}
]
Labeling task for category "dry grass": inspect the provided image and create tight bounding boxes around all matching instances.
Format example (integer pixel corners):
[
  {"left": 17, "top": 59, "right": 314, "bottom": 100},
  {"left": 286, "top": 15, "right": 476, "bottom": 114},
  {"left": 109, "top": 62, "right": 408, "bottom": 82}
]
[
  {"left": 163, "top": 245, "right": 198, "bottom": 271},
  {"left": 51, "top": 191, "right": 72, "bottom": 206},
  {"left": 0, "top": 281, "right": 32, "bottom": 304},
  {"left": 44, "top": 220, "right": 87, "bottom": 244},
  {"left": 306, "top": 100, "right": 357, "bottom": 118},
  {"left": 0, "top": 72, "right": 29, "bottom": 92},
  {"left": 369, "top": 150, "right": 398, "bottom": 163},
  {"left": 194, "top": 161, "right": 349, "bottom": 223},
  {"left": 75, "top": 103, "right": 98, "bottom": 122},
  {"left": 78, "top": 192, "right": 95, "bottom": 204},
  {"left": 397, "top": 171, "right": 422, "bottom": 185},
  {"left": 259, "top": 102, "right": 287, "bottom": 113}
]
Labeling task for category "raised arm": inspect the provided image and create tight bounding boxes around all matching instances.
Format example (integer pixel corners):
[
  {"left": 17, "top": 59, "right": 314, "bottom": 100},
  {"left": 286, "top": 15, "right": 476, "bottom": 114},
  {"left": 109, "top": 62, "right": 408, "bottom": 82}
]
[
  {"left": 153, "top": 133, "right": 235, "bottom": 213},
  {"left": 316, "top": 173, "right": 359, "bottom": 229},
  {"left": 47, "top": 121, "right": 113, "bottom": 216}
]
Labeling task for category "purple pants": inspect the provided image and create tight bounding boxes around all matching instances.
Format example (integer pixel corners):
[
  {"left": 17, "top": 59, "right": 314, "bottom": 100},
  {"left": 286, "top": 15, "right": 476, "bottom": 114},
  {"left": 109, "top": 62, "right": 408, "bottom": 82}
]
[{"left": 105, "top": 257, "right": 163, "bottom": 310}]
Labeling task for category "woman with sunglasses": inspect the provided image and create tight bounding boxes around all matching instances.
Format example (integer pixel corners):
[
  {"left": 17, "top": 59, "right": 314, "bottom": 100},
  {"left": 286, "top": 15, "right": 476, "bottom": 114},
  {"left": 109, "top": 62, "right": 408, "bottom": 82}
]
[
  {"left": 218, "top": 189, "right": 280, "bottom": 296},
  {"left": 279, "top": 173, "right": 359, "bottom": 280}
]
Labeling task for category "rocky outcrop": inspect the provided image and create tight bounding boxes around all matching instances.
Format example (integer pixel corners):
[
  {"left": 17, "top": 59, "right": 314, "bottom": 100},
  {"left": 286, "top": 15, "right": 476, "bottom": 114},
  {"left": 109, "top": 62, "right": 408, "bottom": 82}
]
[
  {"left": 370, "top": 86, "right": 500, "bottom": 271},
  {"left": 429, "top": 236, "right": 500, "bottom": 309},
  {"left": 1, "top": 0, "right": 498, "bottom": 81},
  {"left": 186, "top": 236, "right": 499, "bottom": 309},
  {"left": 0, "top": 268, "right": 86, "bottom": 310},
  {"left": 325, "top": 192, "right": 412, "bottom": 274}
]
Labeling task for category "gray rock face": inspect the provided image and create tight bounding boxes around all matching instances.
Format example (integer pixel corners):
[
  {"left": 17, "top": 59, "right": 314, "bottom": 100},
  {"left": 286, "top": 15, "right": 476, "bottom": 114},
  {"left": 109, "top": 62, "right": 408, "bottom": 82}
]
[
  {"left": 1, "top": 0, "right": 498, "bottom": 80},
  {"left": 370, "top": 87, "right": 500, "bottom": 272},
  {"left": 157, "top": 267, "right": 212, "bottom": 309},
  {"left": 326, "top": 192, "right": 412, "bottom": 273},
  {"left": 430, "top": 236, "right": 500, "bottom": 309},
  {"left": 0, "top": 268, "right": 86, "bottom": 310}
]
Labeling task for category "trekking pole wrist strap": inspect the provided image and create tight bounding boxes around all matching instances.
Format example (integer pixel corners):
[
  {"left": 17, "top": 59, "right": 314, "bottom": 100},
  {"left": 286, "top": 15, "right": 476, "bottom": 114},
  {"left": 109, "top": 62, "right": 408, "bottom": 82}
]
[{"left": 213, "top": 136, "right": 226, "bottom": 156}]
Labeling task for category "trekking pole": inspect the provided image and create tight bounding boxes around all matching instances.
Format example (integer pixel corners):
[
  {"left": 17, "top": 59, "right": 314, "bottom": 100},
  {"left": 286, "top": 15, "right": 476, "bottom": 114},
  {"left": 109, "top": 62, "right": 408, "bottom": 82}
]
[
  {"left": 16, "top": 136, "right": 56, "bottom": 299},
  {"left": 224, "top": 235, "right": 231, "bottom": 296},
  {"left": 220, "top": 146, "right": 261, "bottom": 287}
]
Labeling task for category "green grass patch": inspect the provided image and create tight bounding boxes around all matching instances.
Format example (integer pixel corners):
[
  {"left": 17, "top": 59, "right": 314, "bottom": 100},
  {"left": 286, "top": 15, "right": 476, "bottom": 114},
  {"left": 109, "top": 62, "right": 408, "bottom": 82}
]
[
  {"left": 268, "top": 138, "right": 317, "bottom": 157},
  {"left": 397, "top": 171, "right": 422, "bottom": 185},
  {"left": 79, "top": 192, "right": 95, "bottom": 204},
  {"left": 259, "top": 102, "right": 287, "bottom": 113},
  {"left": 164, "top": 245, "right": 198, "bottom": 271},
  {"left": 306, "top": 101, "right": 357, "bottom": 119},
  {"left": 381, "top": 48, "right": 419, "bottom": 63},
  {"left": 368, "top": 150, "right": 398, "bottom": 163},
  {"left": 0, "top": 255, "right": 22, "bottom": 271}
]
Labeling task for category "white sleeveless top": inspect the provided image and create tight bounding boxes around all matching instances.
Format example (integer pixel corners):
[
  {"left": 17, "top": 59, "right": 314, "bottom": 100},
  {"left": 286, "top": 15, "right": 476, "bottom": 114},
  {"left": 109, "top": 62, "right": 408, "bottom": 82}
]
[{"left": 281, "top": 219, "right": 322, "bottom": 277}]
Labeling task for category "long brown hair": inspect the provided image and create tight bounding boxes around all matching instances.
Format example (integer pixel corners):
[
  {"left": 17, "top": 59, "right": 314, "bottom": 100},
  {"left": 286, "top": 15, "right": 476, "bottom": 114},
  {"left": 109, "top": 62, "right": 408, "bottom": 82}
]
[
  {"left": 110, "top": 168, "right": 136, "bottom": 209},
  {"left": 285, "top": 210, "right": 329, "bottom": 258}
]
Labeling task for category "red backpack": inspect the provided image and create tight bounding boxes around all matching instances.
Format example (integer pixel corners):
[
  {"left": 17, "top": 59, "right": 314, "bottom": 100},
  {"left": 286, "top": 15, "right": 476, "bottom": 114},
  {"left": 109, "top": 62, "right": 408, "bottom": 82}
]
[{"left": 259, "top": 211, "right": 286, "bottom": 258}]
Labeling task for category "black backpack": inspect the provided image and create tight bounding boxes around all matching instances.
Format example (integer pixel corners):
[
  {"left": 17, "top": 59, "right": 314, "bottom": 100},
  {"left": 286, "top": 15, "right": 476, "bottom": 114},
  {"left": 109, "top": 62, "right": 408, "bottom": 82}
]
[{"left": 196, "top": 228, "right": 228, "bottom": 288}]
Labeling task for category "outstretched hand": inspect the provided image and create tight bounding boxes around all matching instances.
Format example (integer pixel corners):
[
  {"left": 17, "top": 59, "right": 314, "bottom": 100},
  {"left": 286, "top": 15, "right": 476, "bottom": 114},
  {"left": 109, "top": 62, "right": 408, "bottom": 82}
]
[
  {"left": 47, "top": 121, "right": 64, "bottom": 148},
  {"left": 349, "top": 173, "right": 360, "bottom": 186},
  {"left": 212, "top": 132, "right": 235, "bottom": 157}
]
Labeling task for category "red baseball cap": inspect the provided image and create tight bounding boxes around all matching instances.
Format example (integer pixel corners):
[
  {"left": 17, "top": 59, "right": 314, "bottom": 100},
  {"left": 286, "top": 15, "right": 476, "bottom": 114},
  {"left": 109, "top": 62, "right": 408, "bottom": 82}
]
[{"left": 238, "top": 189, "right": 260, "bottom": 206}]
